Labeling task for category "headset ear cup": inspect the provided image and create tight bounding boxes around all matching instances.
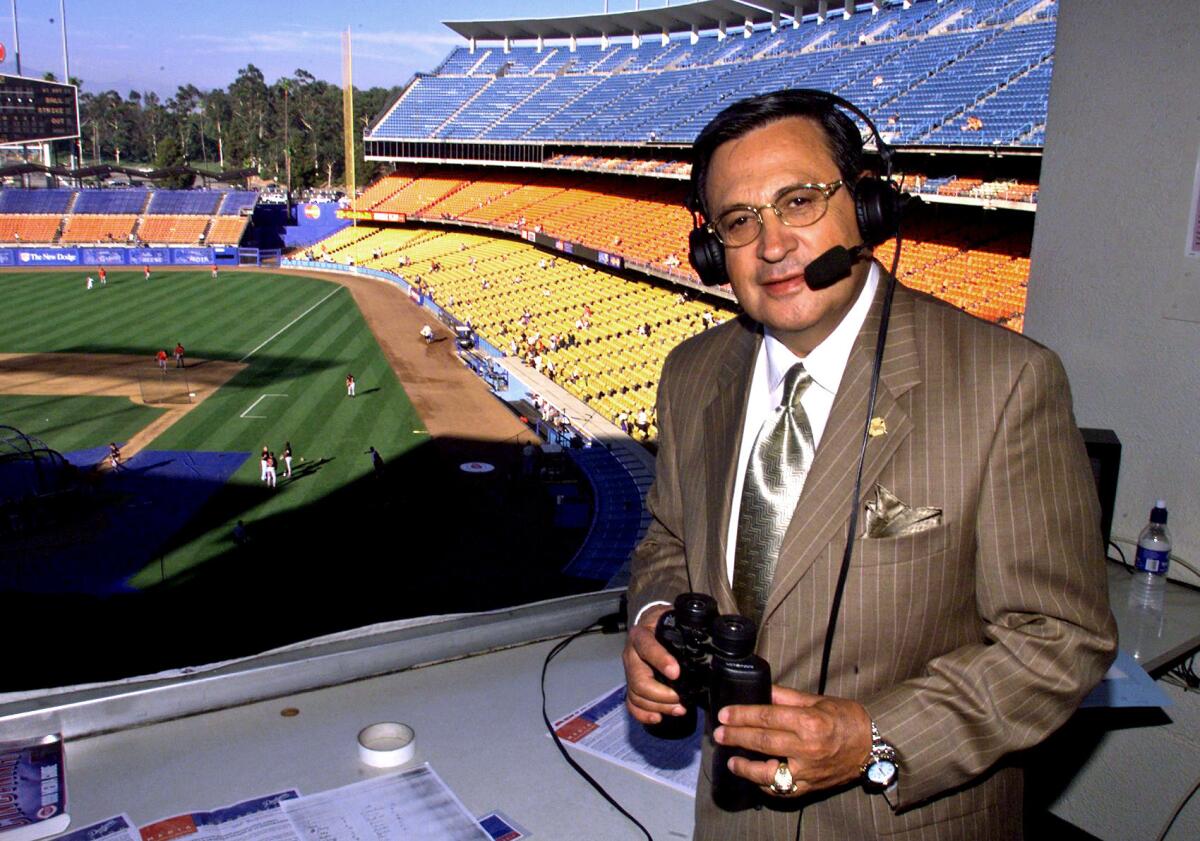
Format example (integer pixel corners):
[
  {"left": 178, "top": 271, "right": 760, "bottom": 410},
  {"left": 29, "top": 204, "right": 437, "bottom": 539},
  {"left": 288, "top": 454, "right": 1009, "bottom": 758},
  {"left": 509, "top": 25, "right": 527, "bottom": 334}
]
[
  {"left": 853, "top": 177, "right": 903, "bottom": 247},
  {"left": 689, "top": 225, "right": 728, "bottom": 286}
]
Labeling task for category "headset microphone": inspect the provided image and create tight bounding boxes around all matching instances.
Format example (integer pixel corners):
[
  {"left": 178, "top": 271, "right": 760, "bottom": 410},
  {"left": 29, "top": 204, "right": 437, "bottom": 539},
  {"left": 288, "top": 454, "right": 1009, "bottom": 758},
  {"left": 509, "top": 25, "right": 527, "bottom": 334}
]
[{"left": 804, "top": 244, "right": 866, "bottom": 289}]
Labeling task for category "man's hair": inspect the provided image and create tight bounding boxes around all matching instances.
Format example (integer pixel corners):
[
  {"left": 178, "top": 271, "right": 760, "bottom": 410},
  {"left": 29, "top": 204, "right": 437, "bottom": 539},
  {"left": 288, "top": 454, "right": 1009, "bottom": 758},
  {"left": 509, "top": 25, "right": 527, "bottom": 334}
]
[{"left": 687, "top": 89, "right": 864, "bottom": 217}]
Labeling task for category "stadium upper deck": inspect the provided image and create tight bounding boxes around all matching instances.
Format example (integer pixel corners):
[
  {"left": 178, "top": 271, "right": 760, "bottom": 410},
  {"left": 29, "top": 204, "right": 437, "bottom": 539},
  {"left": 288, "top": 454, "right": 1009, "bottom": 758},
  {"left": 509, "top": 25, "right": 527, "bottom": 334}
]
[{"left": 367, "top": 0, "right": 1057, "bottom": 154}]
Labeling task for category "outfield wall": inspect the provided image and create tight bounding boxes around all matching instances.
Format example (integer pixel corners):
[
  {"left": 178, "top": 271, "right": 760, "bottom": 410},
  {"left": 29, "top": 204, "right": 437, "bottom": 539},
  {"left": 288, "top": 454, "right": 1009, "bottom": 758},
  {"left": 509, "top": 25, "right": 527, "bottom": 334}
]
[{"left": 0, "top": 245, "right": 242, "bottom": 266}]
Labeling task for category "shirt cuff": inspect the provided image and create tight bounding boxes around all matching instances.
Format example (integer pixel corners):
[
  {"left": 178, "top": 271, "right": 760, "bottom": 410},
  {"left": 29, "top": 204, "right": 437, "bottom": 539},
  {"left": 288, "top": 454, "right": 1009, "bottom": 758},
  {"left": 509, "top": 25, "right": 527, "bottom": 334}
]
[{"left": 633, "top": 600, "right": 671, "bottom": 627}]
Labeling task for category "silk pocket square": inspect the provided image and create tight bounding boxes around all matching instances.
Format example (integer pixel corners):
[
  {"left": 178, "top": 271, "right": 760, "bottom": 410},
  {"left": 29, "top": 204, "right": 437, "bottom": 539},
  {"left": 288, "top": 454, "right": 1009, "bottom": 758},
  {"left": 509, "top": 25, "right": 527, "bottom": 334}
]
[{"left": 864, "top": 484, "right": 942, "bottom": 538}]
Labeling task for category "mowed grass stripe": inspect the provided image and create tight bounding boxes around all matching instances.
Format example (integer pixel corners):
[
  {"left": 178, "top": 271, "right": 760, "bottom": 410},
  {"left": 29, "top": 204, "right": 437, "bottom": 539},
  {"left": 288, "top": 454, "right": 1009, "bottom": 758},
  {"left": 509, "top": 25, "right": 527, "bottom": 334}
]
[
  {"left": 0, "top": 394, "right": 165, "bottom": 453},
  {"left": 0, "top": 270, "right": 340, "bottom": 360}
]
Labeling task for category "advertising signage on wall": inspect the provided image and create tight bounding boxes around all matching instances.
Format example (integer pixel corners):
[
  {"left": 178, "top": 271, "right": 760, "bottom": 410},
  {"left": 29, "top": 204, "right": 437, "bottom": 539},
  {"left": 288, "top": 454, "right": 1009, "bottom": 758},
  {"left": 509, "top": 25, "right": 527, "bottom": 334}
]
[{"left": 334, "top": 209, "right": 407, "bottom": 223}]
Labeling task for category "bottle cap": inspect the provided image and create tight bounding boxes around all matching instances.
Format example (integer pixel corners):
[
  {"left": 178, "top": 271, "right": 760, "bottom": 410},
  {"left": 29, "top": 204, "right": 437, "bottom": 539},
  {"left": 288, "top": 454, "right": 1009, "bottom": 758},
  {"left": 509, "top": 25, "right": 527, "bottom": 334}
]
[{"left": 1150, "top": 500, "right": 1167, "bottom": 524}]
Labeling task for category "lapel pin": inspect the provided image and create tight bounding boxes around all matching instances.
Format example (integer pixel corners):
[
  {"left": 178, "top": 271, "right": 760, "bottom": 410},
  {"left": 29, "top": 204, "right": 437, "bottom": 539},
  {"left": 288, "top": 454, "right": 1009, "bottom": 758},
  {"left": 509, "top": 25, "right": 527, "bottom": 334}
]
[{"left": 868, "top": 417, "right": 887, "bottom": 438}]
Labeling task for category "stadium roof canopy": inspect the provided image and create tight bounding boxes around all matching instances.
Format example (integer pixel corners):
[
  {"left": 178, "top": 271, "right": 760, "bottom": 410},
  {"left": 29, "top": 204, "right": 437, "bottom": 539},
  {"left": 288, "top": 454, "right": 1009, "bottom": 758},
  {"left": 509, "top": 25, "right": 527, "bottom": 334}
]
[{"left": 443, "top": 1, "right": 879, "bottom": 45}]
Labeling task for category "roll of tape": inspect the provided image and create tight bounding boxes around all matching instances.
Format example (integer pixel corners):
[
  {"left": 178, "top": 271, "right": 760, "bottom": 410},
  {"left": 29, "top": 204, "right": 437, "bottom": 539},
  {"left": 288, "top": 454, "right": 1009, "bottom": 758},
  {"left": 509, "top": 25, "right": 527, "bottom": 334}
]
[{"left": 357, "top": 722, "right": 416, "bottom": 768}]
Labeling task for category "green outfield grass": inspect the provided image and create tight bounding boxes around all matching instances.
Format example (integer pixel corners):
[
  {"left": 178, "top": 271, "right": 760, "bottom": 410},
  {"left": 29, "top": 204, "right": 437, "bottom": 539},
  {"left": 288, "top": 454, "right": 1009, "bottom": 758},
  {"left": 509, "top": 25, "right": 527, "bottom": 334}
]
[
  {"left": 0, "top": 268, "right": 423, "bottom": 587},
  {"left": 0, "top": 394, "right": 165, "bottom": 453}
]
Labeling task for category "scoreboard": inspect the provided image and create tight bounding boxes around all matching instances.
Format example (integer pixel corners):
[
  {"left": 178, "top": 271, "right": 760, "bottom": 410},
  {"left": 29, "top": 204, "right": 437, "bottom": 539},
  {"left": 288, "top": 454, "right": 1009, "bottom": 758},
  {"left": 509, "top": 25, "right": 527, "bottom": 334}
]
[{"left": 0, "top": 74, "right": 79, "bottom": 145}]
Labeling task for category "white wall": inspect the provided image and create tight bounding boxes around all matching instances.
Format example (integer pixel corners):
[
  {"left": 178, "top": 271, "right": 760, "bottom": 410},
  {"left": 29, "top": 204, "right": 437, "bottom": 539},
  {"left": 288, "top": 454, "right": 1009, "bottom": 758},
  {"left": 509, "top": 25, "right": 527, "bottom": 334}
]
[{"left": 1027, "top": 0, "right": 1200, "bottom": 587}]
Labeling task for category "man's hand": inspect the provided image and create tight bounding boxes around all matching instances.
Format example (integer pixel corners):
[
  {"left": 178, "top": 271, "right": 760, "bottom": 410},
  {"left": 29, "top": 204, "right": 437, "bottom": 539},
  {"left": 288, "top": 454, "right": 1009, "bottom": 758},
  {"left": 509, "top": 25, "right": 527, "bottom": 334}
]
[
  {"left": 714, "top": 686, "right": 873, "bottom": 796},
  {"left": 622, "top": 604, "right": 686, "bottom": 725}
]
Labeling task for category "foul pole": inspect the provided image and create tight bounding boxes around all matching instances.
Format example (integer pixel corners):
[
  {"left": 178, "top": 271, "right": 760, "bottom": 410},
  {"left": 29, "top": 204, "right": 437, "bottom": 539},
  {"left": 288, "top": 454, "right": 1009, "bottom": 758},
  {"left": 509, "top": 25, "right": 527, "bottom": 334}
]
[{"left": 341, "top": 28, "right": 356, "bottom": 215}]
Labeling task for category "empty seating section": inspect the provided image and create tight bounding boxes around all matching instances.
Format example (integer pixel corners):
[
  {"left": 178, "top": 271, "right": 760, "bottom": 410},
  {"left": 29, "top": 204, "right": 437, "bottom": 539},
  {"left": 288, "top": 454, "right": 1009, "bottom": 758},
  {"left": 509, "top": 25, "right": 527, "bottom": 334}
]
[
  {"left": 218, "top": 191, "right": 259, "bottom": 215},
  {"left": 61, "top": 215, "right": 137, "bottom": 243},
  {"left": 371, "top": 77, "right": 489, "bottom": 137},
  {"left": 0, "top": 215, "right": 61, "bottom": 242},
  {"left": 0, "top": 188, "right": 260, "bottom": 245},
  {"left": 372, "top": 177, "right": 469, "bottom": 215},
  {"left": 207, "top": 216, "right": 249, "bottom": 245},
  {"left": 875, "top": 217, "right": 1029, "bottom": 330},
  {"left": 355, "top": 175, "right": 415, "bottom": 211},
  {"left": 138, "top": 216, "right": 209, "bottom": 244},
  {"left": 359, "top": 172, "right": 692, "bottom": 271},
  {"left": 0, "top": 189, "right": 74, "bottom": 214},
  {"left": 147, "top": 190, "right": 223, "bottom": 215},
  {"left": 72, "top": 190, "right": 148, "bottom": 214},
  {"left": 368, "top": 0, "right": 1056, "bottom": 148}
]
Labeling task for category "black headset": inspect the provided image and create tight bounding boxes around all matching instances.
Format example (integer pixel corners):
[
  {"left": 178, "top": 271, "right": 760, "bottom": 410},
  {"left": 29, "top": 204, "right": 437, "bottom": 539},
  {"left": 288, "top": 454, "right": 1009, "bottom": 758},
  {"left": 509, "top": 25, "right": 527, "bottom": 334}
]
[{"left": 687, "top": 89, "right": 903, "bottom": 287}]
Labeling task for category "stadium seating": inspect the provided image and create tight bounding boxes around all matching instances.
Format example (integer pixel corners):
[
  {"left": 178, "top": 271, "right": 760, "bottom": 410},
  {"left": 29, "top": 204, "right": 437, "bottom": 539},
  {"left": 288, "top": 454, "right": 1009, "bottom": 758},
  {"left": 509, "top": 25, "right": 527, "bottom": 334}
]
[
  {"left": 207, "top": 216, "right": 250, "bottom": 245},
  {"left": 217, "top": 191, "right": 259, "bottom": 215},
  {"left": 0, "top": 189, "right": 74, "bottom": 215},
  {"left": 146, "top": 190, "right": 223, "bottom": 216},
  {"left": 72, "top": 190, "right": 149, "bottom": 215},
  {"left": 0, "top": 188, "right": 258, "bottom": 246},
  {"left": 61, "top": 214, "right": 138, "bottom": 244},
  {"left": 369, "top": 0, "right": 1056, "bottom": 149},
  {"left": 0, "top": 215, "right": 62, "bottom": 243},
  {"left": 137, "top": 215, "right": 210, "bottom": 244}
]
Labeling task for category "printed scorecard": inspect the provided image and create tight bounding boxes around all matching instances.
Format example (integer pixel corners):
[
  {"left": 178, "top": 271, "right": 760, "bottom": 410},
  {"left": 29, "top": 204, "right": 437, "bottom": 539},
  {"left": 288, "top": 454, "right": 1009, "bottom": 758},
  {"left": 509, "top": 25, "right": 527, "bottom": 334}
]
[{"left": 0, "top": 74, "right": 79, "bottom": 145}]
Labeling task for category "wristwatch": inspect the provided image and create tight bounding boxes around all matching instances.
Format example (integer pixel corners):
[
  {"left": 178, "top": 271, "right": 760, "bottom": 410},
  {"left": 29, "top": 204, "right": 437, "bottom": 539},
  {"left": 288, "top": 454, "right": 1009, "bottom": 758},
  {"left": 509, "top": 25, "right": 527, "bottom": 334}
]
[{"left": 861, "top": 722, "right": 899, "bottom": 789}]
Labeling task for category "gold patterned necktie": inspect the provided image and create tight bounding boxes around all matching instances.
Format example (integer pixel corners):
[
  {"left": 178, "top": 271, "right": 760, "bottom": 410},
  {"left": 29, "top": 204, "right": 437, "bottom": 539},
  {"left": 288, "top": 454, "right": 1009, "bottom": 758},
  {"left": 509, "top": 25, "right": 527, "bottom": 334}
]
[{"left": 733, "top": 362, "right": 815, "bottom": 625}]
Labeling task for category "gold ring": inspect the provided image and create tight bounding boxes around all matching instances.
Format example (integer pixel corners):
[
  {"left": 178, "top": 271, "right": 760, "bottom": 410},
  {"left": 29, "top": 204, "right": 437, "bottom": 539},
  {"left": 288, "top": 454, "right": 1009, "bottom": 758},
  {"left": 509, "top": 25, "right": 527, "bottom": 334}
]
[{"left": 770, "top": 760, "right": 798, "bottom": 795}]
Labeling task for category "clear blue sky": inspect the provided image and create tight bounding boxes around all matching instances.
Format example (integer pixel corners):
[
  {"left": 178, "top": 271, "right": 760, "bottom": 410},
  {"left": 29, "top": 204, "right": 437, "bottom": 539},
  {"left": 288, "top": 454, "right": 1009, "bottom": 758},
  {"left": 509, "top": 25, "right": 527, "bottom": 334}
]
[{"left": 0, "top": 0, "right": 656, "bottom": 96}]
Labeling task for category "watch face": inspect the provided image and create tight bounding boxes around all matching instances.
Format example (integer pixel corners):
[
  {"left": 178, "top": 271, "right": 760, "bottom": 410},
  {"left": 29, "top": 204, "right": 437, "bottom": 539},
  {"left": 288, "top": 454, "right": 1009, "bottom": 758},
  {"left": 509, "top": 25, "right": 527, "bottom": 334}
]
[{"left": 867, "top": 759, "right": 897, "bottom": 786}]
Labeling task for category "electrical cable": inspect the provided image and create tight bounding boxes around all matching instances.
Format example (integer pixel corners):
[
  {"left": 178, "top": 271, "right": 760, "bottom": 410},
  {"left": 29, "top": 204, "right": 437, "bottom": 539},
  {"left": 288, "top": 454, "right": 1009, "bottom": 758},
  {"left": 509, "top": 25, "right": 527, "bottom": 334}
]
[
  {"left": 541, "top": 617, "right": 654, "bottom": 841},
  {"left": 1155, "top": 774, "right": 1200, "bottom": 841},
  {"left": 1109, "top": 540, "right": 1131, "bottom": 572}
]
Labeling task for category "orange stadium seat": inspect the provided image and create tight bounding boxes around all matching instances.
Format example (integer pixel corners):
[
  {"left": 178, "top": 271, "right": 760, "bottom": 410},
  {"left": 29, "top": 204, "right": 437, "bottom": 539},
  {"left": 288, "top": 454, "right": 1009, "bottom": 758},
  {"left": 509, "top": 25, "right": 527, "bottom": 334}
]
[
  {"left": 61, "top": 214, "right": 138, "bottom": 244},
  {"left": 207, "top": 216, "right": 249, "bottom": 245},
  {"left": 0, "top": 214, "right": 61, "bottom": 243},
  {"left": 137, "top": 215, "right": 209, "bottom": 244}
]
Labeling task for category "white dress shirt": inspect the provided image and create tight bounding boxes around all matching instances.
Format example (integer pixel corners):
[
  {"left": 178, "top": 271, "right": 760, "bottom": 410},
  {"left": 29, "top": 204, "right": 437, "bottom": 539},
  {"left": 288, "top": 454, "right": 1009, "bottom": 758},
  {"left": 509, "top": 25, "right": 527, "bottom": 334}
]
[{"left": 723, "top": 263, "right": 878, "bottom": 584}]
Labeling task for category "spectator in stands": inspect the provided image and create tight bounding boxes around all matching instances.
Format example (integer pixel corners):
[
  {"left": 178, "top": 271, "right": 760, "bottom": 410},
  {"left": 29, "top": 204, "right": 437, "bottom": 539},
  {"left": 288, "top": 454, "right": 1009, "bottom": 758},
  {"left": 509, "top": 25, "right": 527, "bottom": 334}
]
[
  {"left": 622, "top": 89, "right": 1114, "bottom": 841},
  {"left": 634, "top": 407, "right": 650, "bottom": 438}
]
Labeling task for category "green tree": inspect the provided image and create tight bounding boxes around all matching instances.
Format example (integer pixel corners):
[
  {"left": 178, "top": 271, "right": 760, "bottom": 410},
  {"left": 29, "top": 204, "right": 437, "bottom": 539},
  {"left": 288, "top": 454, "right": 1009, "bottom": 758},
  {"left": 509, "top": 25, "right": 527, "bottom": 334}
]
[{"left": 153, "top": 135, "right": 192, "bottom": 188}]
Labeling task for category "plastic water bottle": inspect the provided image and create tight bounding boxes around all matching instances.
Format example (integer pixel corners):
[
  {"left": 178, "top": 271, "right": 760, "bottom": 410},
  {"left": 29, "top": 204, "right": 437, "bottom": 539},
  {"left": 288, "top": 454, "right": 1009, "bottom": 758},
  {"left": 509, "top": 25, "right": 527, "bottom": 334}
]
[{"left": 1132, "top": 500, "right": 1171, "bottom": 608}]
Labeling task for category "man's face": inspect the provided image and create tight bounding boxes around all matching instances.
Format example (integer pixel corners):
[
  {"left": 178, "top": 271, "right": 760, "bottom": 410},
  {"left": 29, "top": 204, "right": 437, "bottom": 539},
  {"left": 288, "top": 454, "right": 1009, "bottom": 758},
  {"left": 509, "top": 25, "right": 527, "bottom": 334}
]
[{"left": 703, "top": 116, "right": 869, "bottom": 357}]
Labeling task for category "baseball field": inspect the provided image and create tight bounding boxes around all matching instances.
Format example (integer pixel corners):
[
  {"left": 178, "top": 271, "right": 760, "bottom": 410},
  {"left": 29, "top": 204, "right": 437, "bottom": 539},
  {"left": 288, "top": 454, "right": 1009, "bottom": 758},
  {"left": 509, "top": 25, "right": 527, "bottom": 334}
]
[{"left": 0, "top": 268, "right": 595, "bottom": 689}]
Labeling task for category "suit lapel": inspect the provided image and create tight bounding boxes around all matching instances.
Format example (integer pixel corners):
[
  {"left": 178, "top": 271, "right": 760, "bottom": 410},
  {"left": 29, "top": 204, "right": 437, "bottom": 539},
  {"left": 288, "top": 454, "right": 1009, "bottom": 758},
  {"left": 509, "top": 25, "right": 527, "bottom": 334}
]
[
  {"left": 762, "top": 277, "right": 922, "bottom": 624},
  {"left": 697, "top": 316, "right": 760, "bottom": 614}
]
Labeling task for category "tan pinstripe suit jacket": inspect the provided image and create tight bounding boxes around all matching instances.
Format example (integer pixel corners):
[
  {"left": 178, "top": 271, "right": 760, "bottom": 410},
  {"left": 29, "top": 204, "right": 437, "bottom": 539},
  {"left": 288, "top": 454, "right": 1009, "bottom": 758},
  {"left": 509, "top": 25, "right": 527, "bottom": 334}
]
[{"left": 628, "top": 277, "right": 1118, "bottom": 841}]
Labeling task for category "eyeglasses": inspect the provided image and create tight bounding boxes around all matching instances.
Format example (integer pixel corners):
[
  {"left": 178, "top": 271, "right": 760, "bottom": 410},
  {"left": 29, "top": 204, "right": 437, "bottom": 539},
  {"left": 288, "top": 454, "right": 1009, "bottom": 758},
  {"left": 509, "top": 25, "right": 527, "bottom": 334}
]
[{"left": 707, "top": 180, "right": 845, "bottom": 248}]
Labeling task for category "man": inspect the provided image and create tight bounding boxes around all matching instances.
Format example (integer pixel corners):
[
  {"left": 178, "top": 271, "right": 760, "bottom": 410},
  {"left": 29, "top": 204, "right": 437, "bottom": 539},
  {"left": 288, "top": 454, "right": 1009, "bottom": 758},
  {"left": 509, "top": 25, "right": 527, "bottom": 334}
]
[
  {"left": 622, "top": 90, "right": 1116, "bottom": 840},
  {"left": 174, "top": 342, "right": 185, "bottom": 368}
]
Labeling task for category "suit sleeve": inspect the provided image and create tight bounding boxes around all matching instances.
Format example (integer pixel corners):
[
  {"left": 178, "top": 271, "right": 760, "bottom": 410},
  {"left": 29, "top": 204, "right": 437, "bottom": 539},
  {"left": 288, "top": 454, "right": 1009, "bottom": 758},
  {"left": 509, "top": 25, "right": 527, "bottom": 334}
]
[
  {"left": 627, "top": 349, "right": 692, "bottom": 625},
  {"left": 865, "top": 345, "right": 1118, "bottom": 809}
]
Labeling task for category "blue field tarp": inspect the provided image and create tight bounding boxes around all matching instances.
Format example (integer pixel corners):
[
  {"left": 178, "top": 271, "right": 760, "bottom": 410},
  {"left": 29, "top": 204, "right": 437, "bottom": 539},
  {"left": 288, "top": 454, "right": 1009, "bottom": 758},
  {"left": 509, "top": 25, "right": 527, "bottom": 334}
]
[{"left": 1, "top": 449, "right": 249, "bottom": 595}]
